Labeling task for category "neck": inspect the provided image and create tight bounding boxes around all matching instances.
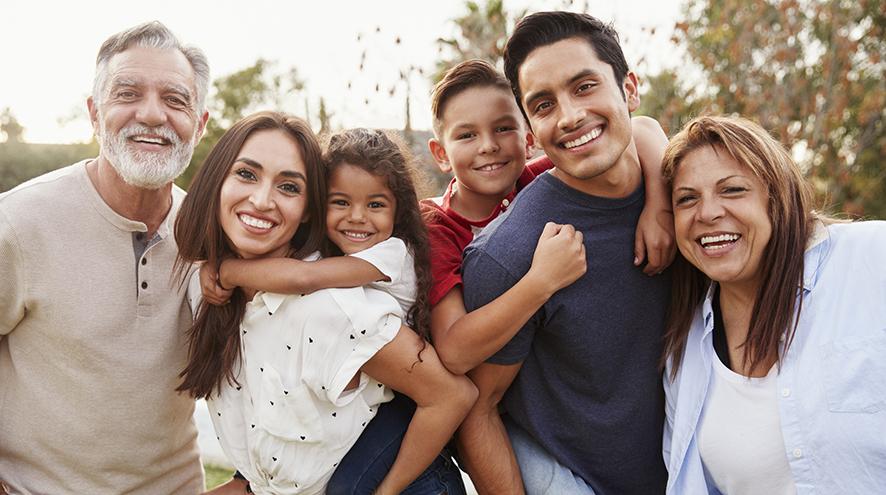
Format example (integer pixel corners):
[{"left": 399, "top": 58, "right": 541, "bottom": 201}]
[
  {"left": 552, "top": 148, "right": 641, "bottom": 198},
  {"left": 718, "top": 280, "right": 773, "bottom": 377},
  {"left": 449, "top": 183, "right": 513, "bottom": 222},
  {"left": 87, "top": 157, "right": 173, "bottom": 236}
]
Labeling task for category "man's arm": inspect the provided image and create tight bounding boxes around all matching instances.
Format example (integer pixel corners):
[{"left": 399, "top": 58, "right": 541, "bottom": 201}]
[
  {"left": 457, "top": 362, "right": 525, "bottom": 494},
  {"left": 0, "top": 211, "right": 26, "bottom": 336}
]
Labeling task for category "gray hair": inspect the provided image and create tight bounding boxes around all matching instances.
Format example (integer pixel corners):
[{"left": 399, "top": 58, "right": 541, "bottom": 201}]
[{"left": 92, "top": 21, "right": 210, "bottom": 114}]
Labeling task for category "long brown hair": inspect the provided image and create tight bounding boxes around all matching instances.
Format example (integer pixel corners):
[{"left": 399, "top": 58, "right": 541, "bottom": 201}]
[
  {"left": 174, "top": 111, "right": 326, "bottom": 399},
  {"left": 323, "top": 128, "right": 433, "bottom": 344},
  {"left": 661, "top": 116, "right": 818, "bottom": 378}
]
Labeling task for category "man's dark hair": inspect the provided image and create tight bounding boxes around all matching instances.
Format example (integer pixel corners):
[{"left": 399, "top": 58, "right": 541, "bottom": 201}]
[{"left": 503, "top": 11, "right": 629, "bottom": 116}]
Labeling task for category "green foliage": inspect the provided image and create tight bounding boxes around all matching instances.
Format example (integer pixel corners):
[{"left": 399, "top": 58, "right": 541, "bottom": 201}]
[
  {"left": 644, "top": 0, "right": 885, "bottom": 218},
  {"left": 177, "top": 60, "right": 306, "bottom": 189},
  {"left": 1, "top": 108, "right": 25, "bottom": 144},
  {"left": 0, "top": 141, "right": 98, "bottom": 192},
  {"left": 203, "top": 463, "right": 234, "bottom": 489},
  {"left": 432, "top": 0, "right": 526, "bottom": 82}
]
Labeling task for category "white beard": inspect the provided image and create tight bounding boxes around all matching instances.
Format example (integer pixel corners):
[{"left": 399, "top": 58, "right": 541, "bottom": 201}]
[{"left": 98, "top": 121, "right": 196, "bottom": 189}]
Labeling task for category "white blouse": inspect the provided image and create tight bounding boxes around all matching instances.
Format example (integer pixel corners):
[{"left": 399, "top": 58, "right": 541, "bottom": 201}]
[
  {"left": 350, "top": 236, "right": 416, "bottom": 318},
  {"left": 191, "top": 273, "right": 402, "bottom": 494}
]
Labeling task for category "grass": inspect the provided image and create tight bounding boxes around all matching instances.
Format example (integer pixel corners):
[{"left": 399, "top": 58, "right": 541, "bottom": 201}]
[{"left": 204, "top": 463, "right": 234, "bottom": 490}]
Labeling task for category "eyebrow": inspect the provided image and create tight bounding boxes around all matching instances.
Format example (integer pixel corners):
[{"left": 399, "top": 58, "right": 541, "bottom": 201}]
[
  {"left": 234, "top": 158, "right": 306, "bottom": 181},
  {"left": 108, "top": 77, "right": 193, "bottom": 101},
  {"left": 673, "top": 174, "right": 747, "bottom": 192},
  {"left": 523, "top": 69, "right": 602, "bottom": 107}
]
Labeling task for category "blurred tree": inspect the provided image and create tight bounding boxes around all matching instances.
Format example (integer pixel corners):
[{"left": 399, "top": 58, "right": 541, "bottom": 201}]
[
  {"left": 177, "top": 60, "right": 306, "bottom": 189},
  {"left": 1, "top": 107, "right": 24, "bottom": 143},
  {"left": 432, "top": 0, "right": 527, "bottom": 82},
  {"left": 318, "top": 97, "right": 333, "bottom": 137},
  {"left": 642, "top": 0, "right": 884, "bottom": 218}
]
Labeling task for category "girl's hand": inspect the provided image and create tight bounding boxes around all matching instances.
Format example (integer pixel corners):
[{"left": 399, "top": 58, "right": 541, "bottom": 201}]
[
  {"left": 199, "top": 262, "right": 233, "bottom": 306},
  {"left": 527, "top": 222, "right": 586, "bottom": 296},
  {"left": 634, "top": 207, "right": 675, "bottom": 275}
]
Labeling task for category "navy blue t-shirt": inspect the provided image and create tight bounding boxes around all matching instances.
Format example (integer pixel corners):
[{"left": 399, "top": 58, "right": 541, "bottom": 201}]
[{"left": 462, "top": 171, "right": 669, "bottom": 494}]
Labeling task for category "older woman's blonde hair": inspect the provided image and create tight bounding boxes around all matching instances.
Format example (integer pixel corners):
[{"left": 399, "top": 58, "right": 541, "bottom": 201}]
[{"left": 661, "top": 116, "right": 821, "bottom": 377}]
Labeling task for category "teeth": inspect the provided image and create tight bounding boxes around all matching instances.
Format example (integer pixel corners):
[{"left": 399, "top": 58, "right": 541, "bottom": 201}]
[
  {"left": 477, "top": 162, "right": 505, "bottom": 172},
  {"left": 343, "top": 231, "right": 371, "bottom": 239},
  {"left": 700, "top": 233, "right": 740, "bottom": 248},
  {"left": 239, "top": 214, "right": 273, "bottom": 229},
  {"left": 132, "top": 136, "right": 166, "bottom": 145},
  {"left": 563, "top": 127, "right": 602, "bottom": 149}
]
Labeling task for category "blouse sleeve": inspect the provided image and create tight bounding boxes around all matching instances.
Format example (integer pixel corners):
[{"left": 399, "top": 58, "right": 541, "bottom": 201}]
[{"left": 300, "top": 287, "right": 402, "bottom": 407}]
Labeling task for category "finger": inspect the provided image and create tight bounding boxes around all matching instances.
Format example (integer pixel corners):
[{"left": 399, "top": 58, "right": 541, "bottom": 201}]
[
  {"left": 558, "top": 223, "right": 576, "bottom": 238},
  {"left": 539, "top": 221, "right": 560, "bottom": 239},
  {"left": 644, "top": 246, "right": 663, "bottom": 276},
  {"left": 633, "top": 232, "right": 646, "bottom": 267}
]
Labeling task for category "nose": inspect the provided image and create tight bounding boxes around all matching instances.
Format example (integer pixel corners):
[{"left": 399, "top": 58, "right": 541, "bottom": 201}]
[
  {"left": 348, "top": 204, "right": 366, "bottom": 222},
  {"left": 557, "top": 96, "right": 586, "bottom": 132},
  {"left": 697, "top": 195, "right": 725, "bottom": 223},
  {"left": 478, "top": 133, "right": 500, "bottom": 154},
  {"left": 249, "top": 184, "right": 275, "bottom": 211},
  {"left": 135, "top": 94, "right": 168, "bottom": 127}
]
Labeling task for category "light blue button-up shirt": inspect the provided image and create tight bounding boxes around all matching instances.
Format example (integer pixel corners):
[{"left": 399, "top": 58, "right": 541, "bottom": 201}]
[{"left": 663, "top": 221, "right": 886, "bottom": 494}]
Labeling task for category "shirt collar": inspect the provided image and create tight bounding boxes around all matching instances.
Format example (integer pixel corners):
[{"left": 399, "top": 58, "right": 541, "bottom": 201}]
[{"left": 801, "top": 220, "right": 830, "bottom": 292}]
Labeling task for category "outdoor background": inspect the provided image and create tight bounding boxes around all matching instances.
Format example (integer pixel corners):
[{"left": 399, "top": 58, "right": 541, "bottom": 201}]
[
  {"left": 1, "top": 0, "right": 883, "bottom": 488},
  {"left": 2, "top": 0, "right": 883, "bottom": 217}
]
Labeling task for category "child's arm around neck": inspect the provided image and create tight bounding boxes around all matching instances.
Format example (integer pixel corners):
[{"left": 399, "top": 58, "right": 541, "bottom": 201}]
[{"left": 219, "top": 255, "right": 386, "bottom": 295}]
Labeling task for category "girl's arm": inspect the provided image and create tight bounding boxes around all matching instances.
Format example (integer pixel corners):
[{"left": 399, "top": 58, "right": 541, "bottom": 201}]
[
  {"left": 361, "top": 326, "right": 478, "bottom": 495},
  {"left": 431, "top": 222, "right": 586, "bottom": 375},
  {"left": 217, "top": 256, "right": 385, "bottom": 296},
  {"left": 632, "top": 115, "right": 675, "bottom": 275}
]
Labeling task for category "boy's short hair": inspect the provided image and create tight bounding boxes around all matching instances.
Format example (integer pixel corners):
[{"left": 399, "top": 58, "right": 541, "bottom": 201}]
[
  {"left": 503, "top": 11, "right": 629, "bottom": 117},
  {"left": 431, "top": 59, "right": 513, "bottom": 137}
]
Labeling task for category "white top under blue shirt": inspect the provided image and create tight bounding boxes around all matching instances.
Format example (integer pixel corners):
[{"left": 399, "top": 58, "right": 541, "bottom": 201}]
[{"left": 663, "top": 220, "right": 886, "bottom": 494}]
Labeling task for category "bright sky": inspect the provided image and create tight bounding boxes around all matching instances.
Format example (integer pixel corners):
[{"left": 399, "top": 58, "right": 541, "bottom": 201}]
[{"left": 1, "top": 0, "right": 681, "bottom": 144}]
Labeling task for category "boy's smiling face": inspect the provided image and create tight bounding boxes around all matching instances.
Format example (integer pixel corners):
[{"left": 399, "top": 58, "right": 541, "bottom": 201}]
[
  {"left": 518, "top": 37, "right": 639, "bottom": 196},
  {"left": 430, "top": 85, "right": 534, "bottom": 203}
]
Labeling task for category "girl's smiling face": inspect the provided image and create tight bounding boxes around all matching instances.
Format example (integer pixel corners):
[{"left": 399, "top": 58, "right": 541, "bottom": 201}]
[
  {"left": 219, "top": 129, "right": 310, "bottom": 259},
  {"left": 672, "top": 144, "right": 772, "bottom": 292},
  {"left": 325, "top": 163, "right": 396, "bottom": 255}
]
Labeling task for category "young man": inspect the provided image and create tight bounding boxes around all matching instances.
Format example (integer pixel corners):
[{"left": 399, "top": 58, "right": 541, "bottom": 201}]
[
  {"left": 423, "top": 59, "right": 671, "bottom": 376},
  {"left": 0, "top": 22, "right": 209, "bottom": 494},
  {"left": 459, "top": 12, "right": 671, "bottom": 494}
]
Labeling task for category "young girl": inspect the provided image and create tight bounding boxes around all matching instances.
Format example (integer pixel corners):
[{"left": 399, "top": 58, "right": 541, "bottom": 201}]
[
  {"left": 201, "top": 127, "right": 471, "bottom": 494},
  {"left": 176, "top": 113, "right": 476, "bottom": 495}
]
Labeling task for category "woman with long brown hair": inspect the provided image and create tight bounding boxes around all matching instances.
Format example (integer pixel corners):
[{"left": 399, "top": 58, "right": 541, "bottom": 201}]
[
  {"left": 174, "top": 111, "right": 476, "bottom": 495},
  {"left": 661, "top": 116, "right": 886, "bottom": 494}
]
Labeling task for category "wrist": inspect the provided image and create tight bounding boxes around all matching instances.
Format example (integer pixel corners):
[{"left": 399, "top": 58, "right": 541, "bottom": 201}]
[{"left": 523, "top": 269, "right": 557, "bottom": 300}]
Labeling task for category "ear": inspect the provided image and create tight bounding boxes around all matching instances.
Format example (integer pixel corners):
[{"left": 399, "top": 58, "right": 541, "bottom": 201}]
[
  {"left": 428, "top": 138, "right": 452, "bottom": 174},
  {"left": 524, "top": 131, "right": 536, "bottom": 160},
  {"left": 87, "top": 96, "right": 99, "bottom": 132},
  {"left": 195, "top": 111, "right": 209, "bottom": 143},
  {"left": 300, "top": 211, "right": 310, "bottom": 224},
  {"left": 623, "top": 71, "right": 640, "bottom": 113}
]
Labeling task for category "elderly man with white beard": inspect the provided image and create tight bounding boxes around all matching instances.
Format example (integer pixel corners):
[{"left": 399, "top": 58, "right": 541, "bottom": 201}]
[{"left": 0, "top": 21, "right": 209, "bottom": 494}]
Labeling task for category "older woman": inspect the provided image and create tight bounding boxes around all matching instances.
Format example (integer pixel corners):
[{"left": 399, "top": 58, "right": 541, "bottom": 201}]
[{"left": 661, "top": 116, "right": 886, "bottom": 494}]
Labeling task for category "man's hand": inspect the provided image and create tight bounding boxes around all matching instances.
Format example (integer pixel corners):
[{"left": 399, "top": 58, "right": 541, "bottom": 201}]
[{"left": 199, "top": 262, "right": 233, "bottom": 306}]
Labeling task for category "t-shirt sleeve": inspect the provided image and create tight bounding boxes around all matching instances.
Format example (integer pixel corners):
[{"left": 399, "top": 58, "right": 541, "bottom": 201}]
[
  {"left": 349, "top": 237, "right": 407, "bottom": 285},
  {"left": 427, "top": 220, "right": 467, "bottom": 307},
  {"left": 300, "top": 287, "right": 402, "bottom": 407},
  {"left": 0, "top": 210, "right": 26, "bottom": 337},
  {"left": 462, "top": 245, "right": 538, "bottom": 364}
]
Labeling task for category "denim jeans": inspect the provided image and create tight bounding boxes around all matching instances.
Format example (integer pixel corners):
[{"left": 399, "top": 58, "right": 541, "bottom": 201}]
[
  {"left": 505, "top": 416, "right": 596, "bottom": 494},
  {"left": 326, "top": 392, "right": 466, "bottom": 495}
]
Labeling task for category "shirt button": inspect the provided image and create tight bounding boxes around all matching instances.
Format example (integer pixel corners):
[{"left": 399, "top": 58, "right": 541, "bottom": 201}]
[
  {"left": 141, "top": 257, "right": 147, "bottom": 265},
  {"left": 781, "top": 388, "right": 791, "bottom": 397},
  {"left": 779, "top": 332, "right": 786, "bottom": 342},
  {"left": 141, "top": 281, "right": 148, "bottom": 289},
  {"left": 502, "top": 198, "right": 510, "bottom": 207},
  {"left": 792, "top": 448, "right": 803, "bottom": 458}
]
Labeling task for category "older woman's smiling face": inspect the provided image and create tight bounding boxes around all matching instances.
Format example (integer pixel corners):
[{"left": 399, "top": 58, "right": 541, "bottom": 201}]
[{"left": 672, "top": 145, "right": 772, "bottom": 292}]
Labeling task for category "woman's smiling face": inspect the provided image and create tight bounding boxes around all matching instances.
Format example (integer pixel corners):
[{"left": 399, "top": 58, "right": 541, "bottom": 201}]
[
  {"left": 219, "top": 129, "right": 310, "bottom": 259},
  {"left": 672, "top": 144, "right": 772, "bottom": 291}
]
